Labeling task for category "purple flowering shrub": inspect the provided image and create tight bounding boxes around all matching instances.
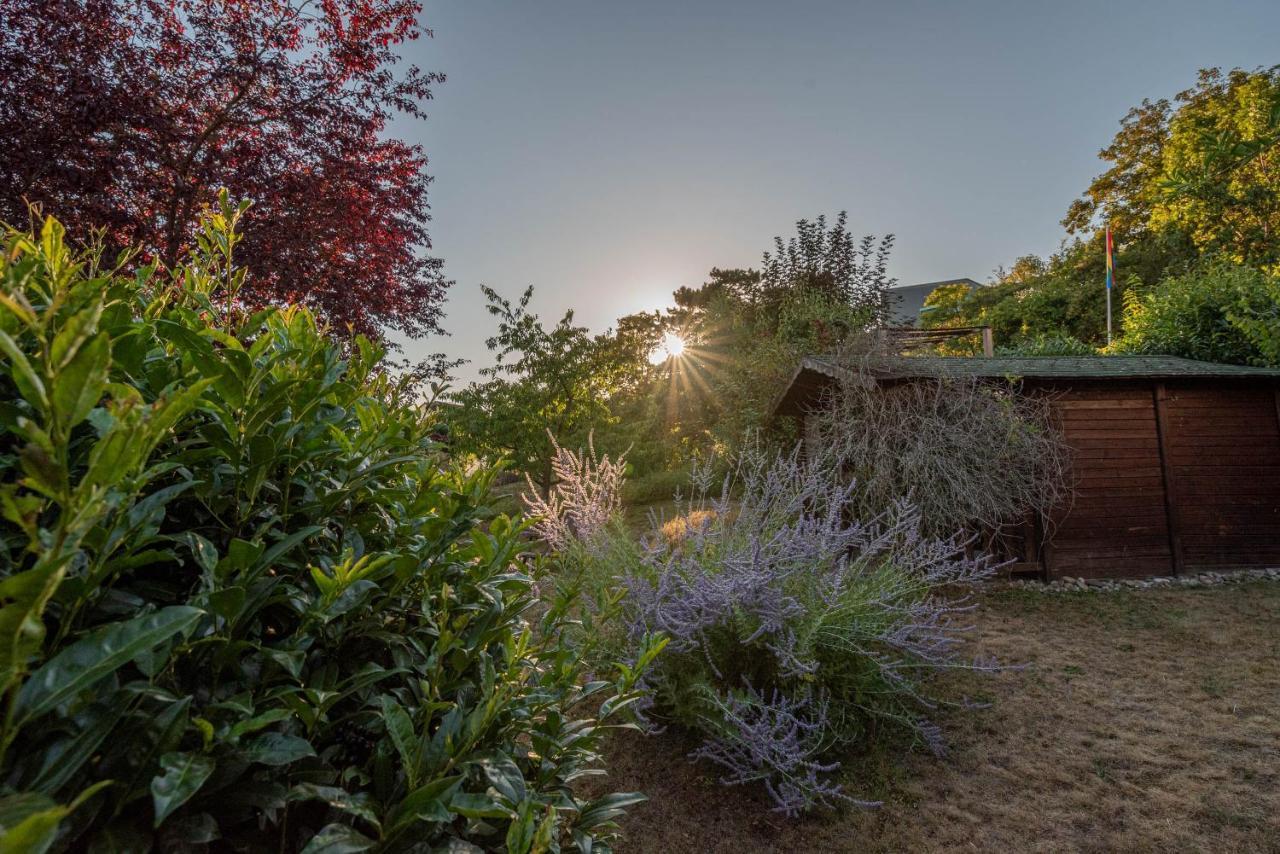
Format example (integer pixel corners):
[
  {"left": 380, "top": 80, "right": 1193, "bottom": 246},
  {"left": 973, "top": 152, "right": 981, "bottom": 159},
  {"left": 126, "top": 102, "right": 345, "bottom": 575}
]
[{"left": 532, "top": 441, "right": 1002, "bottom": 815}]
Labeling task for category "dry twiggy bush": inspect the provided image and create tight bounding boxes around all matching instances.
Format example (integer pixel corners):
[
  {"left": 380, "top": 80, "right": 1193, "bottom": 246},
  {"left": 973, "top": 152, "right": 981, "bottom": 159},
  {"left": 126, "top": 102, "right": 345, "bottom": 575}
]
[{"left": 811, "top": 346, "right": 1072, "bottom": 537}]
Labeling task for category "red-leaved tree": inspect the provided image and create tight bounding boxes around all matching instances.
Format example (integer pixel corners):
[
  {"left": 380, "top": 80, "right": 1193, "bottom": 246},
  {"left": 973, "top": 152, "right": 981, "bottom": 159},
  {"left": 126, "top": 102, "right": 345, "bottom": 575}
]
[{"left": 0, "top": 0, "right": 449, "bottom": 338}]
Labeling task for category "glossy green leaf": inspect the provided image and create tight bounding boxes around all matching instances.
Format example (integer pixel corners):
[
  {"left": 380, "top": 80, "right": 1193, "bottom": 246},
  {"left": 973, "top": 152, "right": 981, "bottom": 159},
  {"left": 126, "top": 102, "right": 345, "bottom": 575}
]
[
  {"left": 51, "top": 332, "right": 110, "bottom": 428},
  {"left": 17, "top": 606, "right": 203, "bottom": 721},
  {"left": 0, "top": 782, "right": 110, "bottom": 854},
  {"left": 287, "top": 784, "right": 380, "bottom": 829},
  {"left": 153, "top": 320, "right": 221, "bottom": 380},
  {"left": 448, "top": 791, "right": 514, "bottom": 820},
  {"left": 379, "top": 696, "right": 418, "bottom": 785},
  {"left": 0, "top": 564, "right": 65, "bottom": 699},
  {"left": 472, "top": 751, "right": 527, "bottom": 805},
  {"left": 226, "top": 708, "right": 291, "bottom": 740},
  {"left": 0, "top": 791, "right": 58, "bottom": 833},
  {"left": 0, "top": 329, "right": 47, "bottom": 411},
  {"left": 298, "top": 824, "right": 376, "bottom": 854},
  {"left": 242, "top": 733, "right": 315, "bottom": 766},
  {"left": 0, "top": 803, "right": 66, "bottom": 854},
  {"left": 385, "top": 775, "right": 461, "bottom": 834},
  {"left": 29, "top": 700, "right": 127, "bottom": 793},
  {"left": 206, "top": 586, "right": 246, "bottom": 625},
  {"left": 150, "top": 752, "right": 215, "bottom": 826},
  {"left": 180, "top": 532, "right": 218, "bottom": 573},
  {"left": 576, "top": 792, "right": 647, "bottom": 830},
  {"left": 49, "top": 298, "right": 103, "bottom": 368}
]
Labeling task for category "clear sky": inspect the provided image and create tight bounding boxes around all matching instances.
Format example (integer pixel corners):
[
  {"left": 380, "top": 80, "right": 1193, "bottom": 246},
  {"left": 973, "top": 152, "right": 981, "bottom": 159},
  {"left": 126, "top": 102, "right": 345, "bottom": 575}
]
[{"left": 392, "top": 0, "right": 1280, "bottom": 380}]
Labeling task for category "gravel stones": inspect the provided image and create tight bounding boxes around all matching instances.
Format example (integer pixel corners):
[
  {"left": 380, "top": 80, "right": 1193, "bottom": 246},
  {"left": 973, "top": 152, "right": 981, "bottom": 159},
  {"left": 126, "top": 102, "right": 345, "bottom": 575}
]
[{"left": 1004, "top": 566, "right": 1280, "bottom": 593}]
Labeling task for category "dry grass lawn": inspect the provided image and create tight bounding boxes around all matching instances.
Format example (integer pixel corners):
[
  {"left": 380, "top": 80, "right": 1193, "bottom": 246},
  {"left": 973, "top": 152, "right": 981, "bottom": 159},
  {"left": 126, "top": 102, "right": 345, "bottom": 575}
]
[{"left": 598, "top": 582, "right": 1280, "bottom": 853}]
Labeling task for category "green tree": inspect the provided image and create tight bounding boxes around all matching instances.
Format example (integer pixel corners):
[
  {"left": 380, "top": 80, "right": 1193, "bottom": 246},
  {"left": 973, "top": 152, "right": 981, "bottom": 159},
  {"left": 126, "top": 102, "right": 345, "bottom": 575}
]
[
  {"left": 917, "top": 282, "right": 974, "bottom": 330},
  {"left": 1159, "top": 68, "right": 1280, "bottom": 266},
  {"left": 465, "top": 214, "right": 898, "bottom": 492},
  {"left": 920, "top": 257, "right": 1118, "bottom": 350},
  {"left": 655, "top": 215, "right": 895, "bottom": 452},
  {"left": 923, "top": 66, "right": 1280, "bottom": 360},
  {"left": 1068, "top": 66, "right": 1280, "bottom": 267},
  {"left": 450, "top": 286, "right": 628, "bottom": 495}
]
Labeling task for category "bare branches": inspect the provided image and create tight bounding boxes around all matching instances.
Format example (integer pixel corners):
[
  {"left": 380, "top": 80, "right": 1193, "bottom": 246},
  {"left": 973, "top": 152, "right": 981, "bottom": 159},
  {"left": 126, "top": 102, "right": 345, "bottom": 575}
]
[{"left": 812, "top": 351, "right": 1073, "bottom": 537}]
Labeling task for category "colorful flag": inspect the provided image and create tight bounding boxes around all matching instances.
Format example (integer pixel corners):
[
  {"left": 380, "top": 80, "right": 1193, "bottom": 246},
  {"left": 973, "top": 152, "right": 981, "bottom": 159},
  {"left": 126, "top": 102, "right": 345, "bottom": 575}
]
[{"left": 1105, "top": 227, "right": 1114, "bottom": 291}]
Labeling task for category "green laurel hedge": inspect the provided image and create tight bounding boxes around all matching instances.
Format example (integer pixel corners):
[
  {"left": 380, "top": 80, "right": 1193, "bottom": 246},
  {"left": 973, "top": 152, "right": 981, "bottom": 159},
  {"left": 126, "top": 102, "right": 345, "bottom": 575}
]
[{"left": 0, "top": 197, "right": 658, "bottom": 853}]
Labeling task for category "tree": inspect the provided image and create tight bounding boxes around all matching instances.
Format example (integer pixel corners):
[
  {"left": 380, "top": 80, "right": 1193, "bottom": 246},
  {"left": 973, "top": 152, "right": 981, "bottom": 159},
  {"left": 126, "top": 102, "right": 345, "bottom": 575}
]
[
  {"left": 1158, "top": 68, "right": 1280, "bottom": 267},
  {"left": 620, "top": 214, "right": 896, "bottom": 459},
  {"left": 930, "top": 67, "right": 1280, "bottom": 360},
  {"left": 449, "top": 286, "right": 628, "bottom": 495},
  {"left": 452, "top": 215, "right": 899, "bottom": 492},
  {"left": 1064, "top": 94, "right": 1173, "bottom": 244},
  {"left": 919, "top": 254, "right": 1118, "bottom": 351},
  {"left": 0, "top": 0, "right": 449, "bottom": 339},
  {"left": 1066, "top": 66, "right": 1280, "bottom": 268},
  {"left": 759, "top": 212, "right": 895, "bottom": 322},
  {"left": 918, "top": 282, "right": 974, "bottom": 328}
]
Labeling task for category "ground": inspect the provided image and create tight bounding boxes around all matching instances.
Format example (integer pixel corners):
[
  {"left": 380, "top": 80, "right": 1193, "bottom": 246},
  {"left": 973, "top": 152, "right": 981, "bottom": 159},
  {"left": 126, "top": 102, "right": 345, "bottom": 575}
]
[{"left": 600, "top": 582, "right": 1280, "bottom": 853}]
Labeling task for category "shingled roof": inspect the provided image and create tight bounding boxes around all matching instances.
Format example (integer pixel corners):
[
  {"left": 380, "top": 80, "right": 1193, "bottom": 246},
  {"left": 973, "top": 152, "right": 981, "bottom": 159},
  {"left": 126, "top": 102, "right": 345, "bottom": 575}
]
[{"left": 774, "top": 354, "right": 1280, "bottom": 416}]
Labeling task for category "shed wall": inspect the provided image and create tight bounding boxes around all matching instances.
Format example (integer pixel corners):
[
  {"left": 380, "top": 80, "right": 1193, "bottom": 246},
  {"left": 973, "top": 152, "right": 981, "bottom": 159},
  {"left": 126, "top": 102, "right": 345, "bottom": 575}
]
[
  {"left": 1159, "top": 382, "right": 1280, "bottom": 568},
  {"left": 780, "top": 366, "right": 1280, "bottom": 578},
  {"left": 1044, "top": 383, "right": 1175, "bottom": 578}
]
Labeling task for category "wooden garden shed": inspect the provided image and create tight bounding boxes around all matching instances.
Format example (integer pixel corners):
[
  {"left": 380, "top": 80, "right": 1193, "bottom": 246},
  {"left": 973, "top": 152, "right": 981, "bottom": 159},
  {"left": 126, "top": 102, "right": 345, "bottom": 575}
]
[{"left": 774, "top": 355, "right": 1280, "bottom": 580}]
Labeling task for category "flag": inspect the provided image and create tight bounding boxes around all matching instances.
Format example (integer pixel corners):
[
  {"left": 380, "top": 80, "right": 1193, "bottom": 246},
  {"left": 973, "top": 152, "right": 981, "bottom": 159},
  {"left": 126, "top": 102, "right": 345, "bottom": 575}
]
[{"left": 1105, "top": 227, "right": 1114, "bottom": 291}]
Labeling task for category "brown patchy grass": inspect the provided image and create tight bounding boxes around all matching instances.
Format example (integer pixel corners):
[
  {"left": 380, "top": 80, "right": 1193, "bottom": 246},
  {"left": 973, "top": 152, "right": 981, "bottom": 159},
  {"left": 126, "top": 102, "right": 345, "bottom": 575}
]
[{"left": 599, "top": 582, "right": 1280, "bottom": 853}]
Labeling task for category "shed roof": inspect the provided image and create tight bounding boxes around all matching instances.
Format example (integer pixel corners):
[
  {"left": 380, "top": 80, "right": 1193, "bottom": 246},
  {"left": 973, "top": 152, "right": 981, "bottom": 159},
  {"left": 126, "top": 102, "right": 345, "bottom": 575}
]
[
  {"left": 774, "top": 354, "right": 1280, "bottom": 416},
  {"left": 814, "top": 354, "right": 1280, "bottom": 380}
]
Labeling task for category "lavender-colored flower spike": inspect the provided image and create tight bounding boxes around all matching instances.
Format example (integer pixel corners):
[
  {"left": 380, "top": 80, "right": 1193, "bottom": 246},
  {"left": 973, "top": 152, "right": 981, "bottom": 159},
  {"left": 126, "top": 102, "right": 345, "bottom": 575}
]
[{"left": 536, "top": 435, "right": 1007, "bottom": 814}]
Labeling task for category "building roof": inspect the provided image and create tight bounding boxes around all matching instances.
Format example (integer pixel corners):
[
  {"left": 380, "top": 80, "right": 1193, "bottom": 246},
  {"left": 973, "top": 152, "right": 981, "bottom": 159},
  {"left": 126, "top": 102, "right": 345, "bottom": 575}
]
[
  {"left": 818, "top": 354, "right": 1280, "bottom": 380},
  {"left": 888, "top": 278, "right": 983, "bottom": 294},
  {"left": 886, "top": 278, "right": 981, "bottom": 326},
  {"left": 774, "top": 354, "right": 1280, "bottom": 416}
]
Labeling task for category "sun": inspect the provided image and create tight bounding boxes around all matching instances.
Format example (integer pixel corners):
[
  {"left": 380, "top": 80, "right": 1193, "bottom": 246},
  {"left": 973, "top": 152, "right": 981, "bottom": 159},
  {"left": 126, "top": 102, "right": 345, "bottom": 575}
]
[{"left": 649, "top": 331, "right": 687, "bottom": 364}]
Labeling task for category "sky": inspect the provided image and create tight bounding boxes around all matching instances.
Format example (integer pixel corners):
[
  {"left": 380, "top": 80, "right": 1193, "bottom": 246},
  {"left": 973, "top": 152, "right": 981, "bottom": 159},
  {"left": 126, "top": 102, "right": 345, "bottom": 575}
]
[{"left": 392, "top": 0, "right": 1280, "bottom": 380}]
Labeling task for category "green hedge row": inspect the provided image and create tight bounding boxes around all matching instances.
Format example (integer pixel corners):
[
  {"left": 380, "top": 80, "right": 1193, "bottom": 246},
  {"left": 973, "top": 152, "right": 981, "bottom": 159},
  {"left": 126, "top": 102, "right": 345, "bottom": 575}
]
[{"left": 0, "top": 198, "right": 654, "bottom": 853}]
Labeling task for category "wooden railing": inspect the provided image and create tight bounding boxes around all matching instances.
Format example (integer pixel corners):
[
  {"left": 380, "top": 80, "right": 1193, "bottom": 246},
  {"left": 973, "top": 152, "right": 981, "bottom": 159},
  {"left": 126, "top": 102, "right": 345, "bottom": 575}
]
[{"left": 881, "top": 326, "right": 994, "bottom": 357}]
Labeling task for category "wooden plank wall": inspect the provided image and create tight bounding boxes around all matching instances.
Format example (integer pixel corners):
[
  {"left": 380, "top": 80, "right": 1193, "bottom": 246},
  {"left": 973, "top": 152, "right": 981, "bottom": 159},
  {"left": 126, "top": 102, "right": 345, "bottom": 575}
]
[
  {"left": 1043, "top": 383, "right": 1175, "bottom": 578},
  {"left": 1159, "top": 382, "right": 1280, "bottom": 568}
]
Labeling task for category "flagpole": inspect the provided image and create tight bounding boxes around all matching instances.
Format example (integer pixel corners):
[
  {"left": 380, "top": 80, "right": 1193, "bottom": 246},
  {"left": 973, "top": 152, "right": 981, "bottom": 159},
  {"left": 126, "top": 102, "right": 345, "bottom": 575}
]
[{"left": 1105, "top": 226, "right": 1113, "bottom": 346}]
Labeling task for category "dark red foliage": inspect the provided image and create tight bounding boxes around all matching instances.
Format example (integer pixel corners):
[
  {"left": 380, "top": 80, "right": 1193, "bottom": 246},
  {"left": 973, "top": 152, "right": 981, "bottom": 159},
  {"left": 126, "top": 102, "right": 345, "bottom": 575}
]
[{"left": 0, "top": 0, "right": 449, "bottom": 338}]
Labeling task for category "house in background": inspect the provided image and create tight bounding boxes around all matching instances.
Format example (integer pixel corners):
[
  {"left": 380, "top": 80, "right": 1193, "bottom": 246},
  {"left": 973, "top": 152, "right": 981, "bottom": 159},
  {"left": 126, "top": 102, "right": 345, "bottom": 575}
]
[{"left": 887, "top": 278, "right": 981, "bottom": 326}]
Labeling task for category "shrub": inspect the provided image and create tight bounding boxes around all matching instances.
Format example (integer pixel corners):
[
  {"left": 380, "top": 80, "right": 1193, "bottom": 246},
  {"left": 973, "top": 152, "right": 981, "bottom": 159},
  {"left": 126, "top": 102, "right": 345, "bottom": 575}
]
[
  {"left": 995, "top": 333, "right": 1097, "bottom": 357},
  {"left": 809, "top": 354, "right": 1072, "bottom": 537},
  {"left": 1114, "top": 261, "right": 1280, "bottom": 366},
  {"left": 534, "top": 441, "right": 1001, "bottom": 815},
  {"left": 0, "top": 202, "right": 654, "bottom": 852},
  {"left": 920, "top": 271, "right": 1119, "bottom": 352}
]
